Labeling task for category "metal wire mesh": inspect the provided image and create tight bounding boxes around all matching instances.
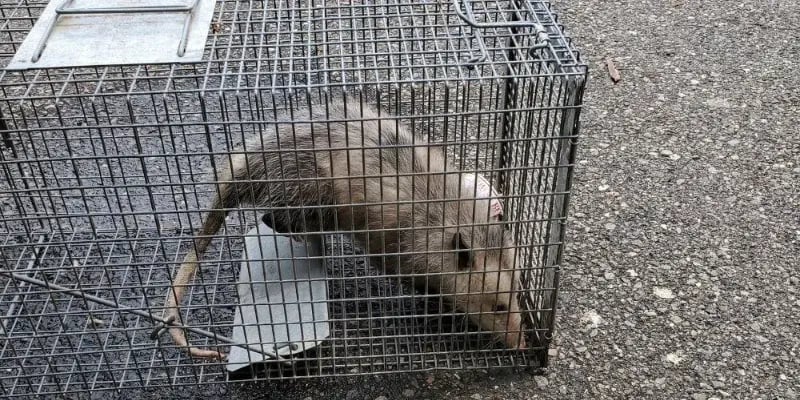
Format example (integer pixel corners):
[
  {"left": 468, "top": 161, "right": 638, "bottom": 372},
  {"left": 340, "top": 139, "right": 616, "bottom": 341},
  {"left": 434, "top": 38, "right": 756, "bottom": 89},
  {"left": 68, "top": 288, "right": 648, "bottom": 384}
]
[{"left": 0, "top": 0, "right": 586, "bottom": 396}]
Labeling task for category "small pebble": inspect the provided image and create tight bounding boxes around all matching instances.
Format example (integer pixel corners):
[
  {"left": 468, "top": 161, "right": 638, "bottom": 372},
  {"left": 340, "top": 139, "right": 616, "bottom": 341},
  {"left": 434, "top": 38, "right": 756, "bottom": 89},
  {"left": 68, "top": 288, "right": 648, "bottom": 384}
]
[
  {"left": 711, "top": 380, "right": 726, "bottom": 389},
  {"left": 403, "top": 389, "right": 416, "bottom": 397},
  {"left": 534, "top": 375, "right": 549, "bottom": 388},
  {"left": 604, "top": 271, "right": 615, "bottom": 280},
  {"left": 692, "top": 394, "right": 708, "bottom": 400},
  {"left": 598, "top": 184, "right": 610, "bottom": 191},
  {"left": 375, "top": 397, "right": 388, "bottom": 400},
  {"left": 653, "top": 287, "right": 675, "bottom": 299},
  {"left": 664, "top": 352, "right": 684, "bottom": 365},
  {"left": 470, "top": 394, "right": 482, "bottom": 400},
  {"left": 604, "top": 223, "right": 616, "bottom": 231},
  {"left": 89, "top": 317, "right": 106, "bottom": 328}
]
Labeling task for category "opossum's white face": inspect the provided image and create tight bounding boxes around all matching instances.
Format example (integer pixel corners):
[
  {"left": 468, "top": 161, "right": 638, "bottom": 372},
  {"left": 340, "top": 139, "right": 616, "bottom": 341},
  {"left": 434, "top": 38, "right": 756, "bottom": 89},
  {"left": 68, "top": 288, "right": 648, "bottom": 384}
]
[{"left": 447, "top": 230, "right": 527, "bottom": 349}]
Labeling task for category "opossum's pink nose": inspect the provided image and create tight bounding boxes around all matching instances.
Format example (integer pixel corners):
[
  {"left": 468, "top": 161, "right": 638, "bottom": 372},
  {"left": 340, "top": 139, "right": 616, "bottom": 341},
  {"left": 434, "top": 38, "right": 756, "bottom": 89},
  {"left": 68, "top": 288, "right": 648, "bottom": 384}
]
[
  {"left": 501, "top": 313, "right": 527, "bottom": 349},
  {"left": 517, "top": 334, "right": 527, "bottom": 349},
  {"left": 503, "top": 331, "right": 527, "bottom": 349}
]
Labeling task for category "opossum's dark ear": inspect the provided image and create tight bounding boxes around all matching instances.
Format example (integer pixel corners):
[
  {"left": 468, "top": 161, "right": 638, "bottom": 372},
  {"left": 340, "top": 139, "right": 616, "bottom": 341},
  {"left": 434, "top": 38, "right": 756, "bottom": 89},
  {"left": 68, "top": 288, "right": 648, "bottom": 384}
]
[
  {"left": 452, "top": 232, "right": 472, "bottom": 270},
  {"left": 261, "top": 213, "right": 274, "bottom": 228},
  {"left": 261, "top": 212, "right": 281, "bottom": 232}
]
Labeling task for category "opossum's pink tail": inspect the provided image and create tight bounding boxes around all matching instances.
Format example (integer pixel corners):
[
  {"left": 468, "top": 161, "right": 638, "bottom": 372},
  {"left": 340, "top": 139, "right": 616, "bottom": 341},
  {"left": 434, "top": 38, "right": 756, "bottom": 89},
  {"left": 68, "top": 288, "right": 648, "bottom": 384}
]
[{"left": 162, "top": 179, "right": 235, "bottom": 360}]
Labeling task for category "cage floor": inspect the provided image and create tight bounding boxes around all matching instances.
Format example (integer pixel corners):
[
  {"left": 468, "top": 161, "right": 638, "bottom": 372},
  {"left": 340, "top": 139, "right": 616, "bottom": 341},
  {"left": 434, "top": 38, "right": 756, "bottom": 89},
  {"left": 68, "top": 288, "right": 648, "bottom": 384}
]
[{"left": 0, "top": 229, "right": 543, "bottom": 396}]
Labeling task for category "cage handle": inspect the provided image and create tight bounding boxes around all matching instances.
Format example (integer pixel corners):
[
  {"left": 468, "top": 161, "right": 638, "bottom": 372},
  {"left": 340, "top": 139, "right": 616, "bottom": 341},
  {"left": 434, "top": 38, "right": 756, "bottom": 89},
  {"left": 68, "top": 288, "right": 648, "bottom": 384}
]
[
  {"left": 452, "top": 0, "right": 550, "bottom": 67},
  {"left": 31, "top": 0, "right": 200, "bottom": 63}
]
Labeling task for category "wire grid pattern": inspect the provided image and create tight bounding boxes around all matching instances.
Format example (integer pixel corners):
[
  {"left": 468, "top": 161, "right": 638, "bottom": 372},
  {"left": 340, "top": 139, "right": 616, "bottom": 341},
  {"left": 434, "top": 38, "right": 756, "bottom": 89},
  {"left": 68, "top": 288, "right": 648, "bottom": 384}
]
[{"left": 0, "top": 0, "right": 586, "bottom": 396}]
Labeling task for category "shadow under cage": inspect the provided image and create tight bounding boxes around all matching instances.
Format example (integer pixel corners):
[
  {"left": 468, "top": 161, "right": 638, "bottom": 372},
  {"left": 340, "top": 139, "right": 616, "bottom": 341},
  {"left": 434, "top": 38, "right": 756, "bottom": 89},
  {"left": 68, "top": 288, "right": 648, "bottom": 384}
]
[{"left": 0, "top": 0, "right": 586, "bottom": 396}]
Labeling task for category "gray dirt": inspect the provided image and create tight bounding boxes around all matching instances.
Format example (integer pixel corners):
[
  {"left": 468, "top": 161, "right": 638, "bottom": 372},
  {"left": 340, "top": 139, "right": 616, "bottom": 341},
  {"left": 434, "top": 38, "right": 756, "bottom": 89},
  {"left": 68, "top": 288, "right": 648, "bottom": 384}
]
[{"left": 228, "top": 0, "right": 798, "bottom": 398}]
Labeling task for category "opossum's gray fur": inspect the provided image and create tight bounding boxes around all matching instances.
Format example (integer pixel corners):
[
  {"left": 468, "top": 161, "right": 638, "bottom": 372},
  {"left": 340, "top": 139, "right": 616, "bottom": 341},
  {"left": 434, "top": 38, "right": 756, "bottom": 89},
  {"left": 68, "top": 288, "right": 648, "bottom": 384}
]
[{"left": 164, "top": 98, "right": 525, "bottom": 359}]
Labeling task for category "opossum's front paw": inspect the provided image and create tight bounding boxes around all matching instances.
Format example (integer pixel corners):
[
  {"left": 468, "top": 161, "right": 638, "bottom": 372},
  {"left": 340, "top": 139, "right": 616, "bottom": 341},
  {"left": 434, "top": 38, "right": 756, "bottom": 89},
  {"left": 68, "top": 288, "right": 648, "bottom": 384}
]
[{"left": 188, "top": 347, "right": 227, "bottom": 361}]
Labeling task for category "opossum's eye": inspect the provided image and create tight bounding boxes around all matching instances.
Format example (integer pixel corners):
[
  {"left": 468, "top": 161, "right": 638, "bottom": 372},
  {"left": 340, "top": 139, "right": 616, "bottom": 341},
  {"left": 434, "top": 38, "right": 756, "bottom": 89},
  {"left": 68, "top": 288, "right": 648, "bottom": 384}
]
[
  {"left": 452, "top": 232, "right": 473, "bottom": 270},
  {"left": 492, "top": 304, "right": 508, "bottom": 313}
]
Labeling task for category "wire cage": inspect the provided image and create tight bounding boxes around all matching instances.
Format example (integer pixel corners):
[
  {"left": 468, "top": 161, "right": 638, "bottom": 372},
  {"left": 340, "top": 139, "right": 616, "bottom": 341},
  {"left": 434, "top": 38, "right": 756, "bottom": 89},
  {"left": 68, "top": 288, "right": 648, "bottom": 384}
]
[{"left": 0, "top": 0, "right": 586, "bottom": 396}]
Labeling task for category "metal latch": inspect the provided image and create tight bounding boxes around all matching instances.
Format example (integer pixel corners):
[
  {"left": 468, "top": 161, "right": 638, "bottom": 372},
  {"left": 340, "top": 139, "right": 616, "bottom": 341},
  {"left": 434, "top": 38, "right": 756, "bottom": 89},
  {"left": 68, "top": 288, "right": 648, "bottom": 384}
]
[{"left": 452, "top": 0, "right": 551, "bottom": 67}]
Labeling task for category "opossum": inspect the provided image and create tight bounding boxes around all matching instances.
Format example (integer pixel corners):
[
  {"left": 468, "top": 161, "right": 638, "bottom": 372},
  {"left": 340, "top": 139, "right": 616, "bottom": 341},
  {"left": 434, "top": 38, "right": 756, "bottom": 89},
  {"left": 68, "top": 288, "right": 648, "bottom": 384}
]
[{"left": 163, "top": 98, "right": 527, "bottom": 360}]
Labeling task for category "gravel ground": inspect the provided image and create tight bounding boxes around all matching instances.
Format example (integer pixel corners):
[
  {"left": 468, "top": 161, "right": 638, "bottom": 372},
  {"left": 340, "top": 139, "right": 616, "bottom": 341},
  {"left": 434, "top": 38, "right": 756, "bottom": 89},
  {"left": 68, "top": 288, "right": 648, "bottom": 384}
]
[
  {"left": 226, "top": 0, "right": 800, "bottom": 399},
  {"left": 4, "top": 0, "right": 799, "bottom": 398}
]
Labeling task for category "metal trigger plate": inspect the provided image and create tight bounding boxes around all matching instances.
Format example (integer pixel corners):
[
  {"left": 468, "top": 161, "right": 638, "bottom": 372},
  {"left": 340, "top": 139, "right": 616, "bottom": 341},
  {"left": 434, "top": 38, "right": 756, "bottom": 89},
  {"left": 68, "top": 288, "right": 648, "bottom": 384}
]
[{"left": 226, "top": 223, "right": 330, "bottom": 373}]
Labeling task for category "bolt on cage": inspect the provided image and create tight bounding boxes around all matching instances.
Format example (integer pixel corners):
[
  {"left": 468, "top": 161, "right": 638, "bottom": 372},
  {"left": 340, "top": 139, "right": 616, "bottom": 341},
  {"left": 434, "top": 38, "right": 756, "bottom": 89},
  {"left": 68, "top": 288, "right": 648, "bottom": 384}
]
[{"left": 0, "top": 0, "right": 586, "bottom": 397}]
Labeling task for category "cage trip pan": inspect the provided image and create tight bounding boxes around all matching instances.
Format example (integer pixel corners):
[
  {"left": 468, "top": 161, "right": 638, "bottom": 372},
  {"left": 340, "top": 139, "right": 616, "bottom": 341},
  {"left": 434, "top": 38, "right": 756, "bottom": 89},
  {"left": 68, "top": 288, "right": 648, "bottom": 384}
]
[{"left": 226, "top": 222, "right": 331, "bottom": 375}]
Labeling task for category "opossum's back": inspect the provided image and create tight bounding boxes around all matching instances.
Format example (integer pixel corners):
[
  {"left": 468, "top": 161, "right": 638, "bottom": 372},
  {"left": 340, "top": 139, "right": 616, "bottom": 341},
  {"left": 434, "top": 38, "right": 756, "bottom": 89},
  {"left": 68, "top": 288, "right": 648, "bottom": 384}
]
[{"left": 229, "top": 100, "right": 443, "bottom": 233}]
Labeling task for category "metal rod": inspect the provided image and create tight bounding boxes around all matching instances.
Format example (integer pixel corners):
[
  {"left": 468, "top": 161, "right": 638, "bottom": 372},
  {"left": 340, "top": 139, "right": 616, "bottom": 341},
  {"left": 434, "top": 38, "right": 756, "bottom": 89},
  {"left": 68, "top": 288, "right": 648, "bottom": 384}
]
[
  {"left": 56, "top": 0, "right": 197, "bottom": 14},
  {"left": 30, "top": 0, "right": 69, "bottom": 62},
  {"left": 540, "top": 76, "right": 586, "bottom": 368},
  {"left": 0, "top": 236, "right": 45, "bottom": 335},
  {"left": 0, "top": 107, "right": 13, "bottom": 151},
  {"left": 0, "top": 269, "right": 284, "bottom": 361},
  {"left": 497, "top": 2, "right": 522, "bottom": 196},
  {"left": 177, "top": 0, "right": 201, "bottom": 56}
]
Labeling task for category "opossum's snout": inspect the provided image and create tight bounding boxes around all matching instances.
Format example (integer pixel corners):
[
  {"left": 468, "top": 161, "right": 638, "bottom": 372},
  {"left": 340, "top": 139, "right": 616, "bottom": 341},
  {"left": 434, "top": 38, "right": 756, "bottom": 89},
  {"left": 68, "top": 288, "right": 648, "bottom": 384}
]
[
  {"left": 450, "top": 231, "right": 528, "bottom": 349},
  {"left": 465, "top": 289, "right": 528, "bottom": 350},
  {"left": 495, "top": 310, "right": 526, "bottom": 349}
]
